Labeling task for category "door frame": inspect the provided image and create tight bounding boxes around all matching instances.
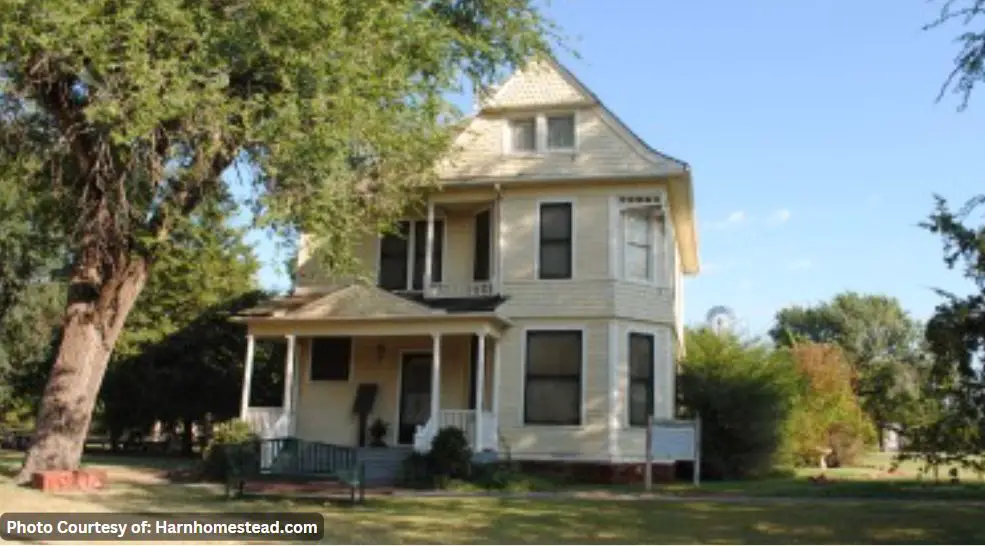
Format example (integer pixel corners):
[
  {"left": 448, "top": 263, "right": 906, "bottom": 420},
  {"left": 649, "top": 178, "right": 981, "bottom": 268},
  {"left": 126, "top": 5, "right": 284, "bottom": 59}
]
[{"left": 395, "top": 350, "right": 434, "bottom": 446}]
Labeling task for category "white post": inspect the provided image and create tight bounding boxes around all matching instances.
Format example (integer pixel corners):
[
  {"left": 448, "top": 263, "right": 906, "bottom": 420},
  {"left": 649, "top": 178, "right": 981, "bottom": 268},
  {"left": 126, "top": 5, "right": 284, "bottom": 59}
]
[
  {"left": 283, "top": 335, "right": 296, "bottom": 436},
  {"left": 424, "top": 199, "right": 435, "bottom": 294},
  {"left": 430, "top": 333, "right": 442, "bottom": 429},
  {"left": 494, "top": 194, "right": 503, "bottom": 292},
  {"left": 475, "top": 332, "right": 486, "bottom": 451},
  {"left": 492, "top": 337, "right": 501, "bottom": 421},
  {"left": 239, "top": 334, "right": 256, "bottom": 420},
  {"left": 644, "top": 414, "right": 653, "bottom": 492}
]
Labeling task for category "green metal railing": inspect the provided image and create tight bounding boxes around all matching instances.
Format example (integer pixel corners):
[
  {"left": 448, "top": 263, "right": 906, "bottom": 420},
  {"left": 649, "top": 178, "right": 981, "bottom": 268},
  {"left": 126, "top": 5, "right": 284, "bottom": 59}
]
[{"left": 223, "top": 437, "right": 365, "bottom": 502}]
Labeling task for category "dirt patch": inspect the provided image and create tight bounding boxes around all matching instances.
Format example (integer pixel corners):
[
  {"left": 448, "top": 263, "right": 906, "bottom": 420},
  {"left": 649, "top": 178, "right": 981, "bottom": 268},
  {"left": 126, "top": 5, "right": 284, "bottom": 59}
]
[{"left": 85, "top": 464, "right": 170, "bottom": 486}]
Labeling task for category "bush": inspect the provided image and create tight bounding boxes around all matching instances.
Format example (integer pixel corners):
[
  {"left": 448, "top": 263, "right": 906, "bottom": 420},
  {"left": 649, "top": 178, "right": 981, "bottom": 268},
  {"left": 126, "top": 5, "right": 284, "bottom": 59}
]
[
  {"left": 200, "top": 419, "right": 257, "bottom": 481},
  {"left": 429, "top": 427, "right": 472, "bottom": 480},
  {"left": 678, "top": 328, "right": 799, "bottom": 479},
  {"left": 395, "top": 427, "right": 472, "bottom": 489},
  {"left": 784, "top": 343, "right": 875, "bottom": 468}
]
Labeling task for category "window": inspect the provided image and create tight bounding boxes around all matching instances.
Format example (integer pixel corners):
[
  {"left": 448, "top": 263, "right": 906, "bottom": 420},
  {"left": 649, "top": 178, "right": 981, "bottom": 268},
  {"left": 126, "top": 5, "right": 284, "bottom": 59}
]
[
  {"left": 473, "top": 209, "right": 492, "bottom": 281},
  {"left": 377, "top": 219, "right": 443, "bottom": 291},
  {"left": 509, "top": 118, "right": 536, "bottom": 152},
  {"left": 628, "top": 333, "right": 654, "bottom": 427},
  {"left": 378, "top": 222, "right": 410, "bottom": 290},
  {"left": 538, "top": 202, "right": 573, "bottom": 279},
  {"left": 524, "top": 330, "right": 582, "bottom": 425},
  {"left": 624, "top": 209, "right": 652, "bottom": 281},
  {"left": 547, "top": 114, "right": 575, "bottom": 150},
  {"left": 310, "top": 337, "right": 352, "bottom": 381}
]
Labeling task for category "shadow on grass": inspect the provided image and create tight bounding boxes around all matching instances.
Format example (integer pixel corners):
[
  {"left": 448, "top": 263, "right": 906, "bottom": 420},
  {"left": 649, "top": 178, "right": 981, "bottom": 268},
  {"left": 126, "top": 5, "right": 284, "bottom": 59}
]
[{"left": 0, "top": 448, "right": 195, "bottom": 476}]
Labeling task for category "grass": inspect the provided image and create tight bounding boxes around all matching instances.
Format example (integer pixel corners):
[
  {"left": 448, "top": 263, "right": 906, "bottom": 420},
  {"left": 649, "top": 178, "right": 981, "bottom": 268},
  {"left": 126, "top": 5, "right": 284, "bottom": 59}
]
[{"left": 3, "top": 449, "right": 985, "bottom": 544}]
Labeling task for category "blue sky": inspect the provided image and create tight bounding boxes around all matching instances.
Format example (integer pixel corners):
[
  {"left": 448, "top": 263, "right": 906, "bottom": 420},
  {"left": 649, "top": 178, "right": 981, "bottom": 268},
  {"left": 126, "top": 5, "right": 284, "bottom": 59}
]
[{"left": 242, "top": 0, "right": 984, "bottom": 336}]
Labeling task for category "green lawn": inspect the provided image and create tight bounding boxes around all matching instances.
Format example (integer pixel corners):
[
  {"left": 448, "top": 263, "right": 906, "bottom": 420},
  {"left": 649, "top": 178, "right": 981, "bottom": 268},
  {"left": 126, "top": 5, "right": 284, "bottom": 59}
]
[{"left": 3, "top": 449, "right": 985, "bottom": 544}]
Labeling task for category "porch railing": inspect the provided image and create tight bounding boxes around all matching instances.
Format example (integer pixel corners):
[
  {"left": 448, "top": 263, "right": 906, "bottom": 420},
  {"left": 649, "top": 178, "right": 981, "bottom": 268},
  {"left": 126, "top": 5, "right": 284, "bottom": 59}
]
[
  {"left": 244, "top": 407, "right": 288, "bottom": 440},
  {"left": 258, "top": 437, "right": 358, "bottom": 475},
  {"left": 413, "top": 409, "right": 498, "bottom": 453},
  {"left": 425, "top": 280, "right": 496, "bottom": 299}
]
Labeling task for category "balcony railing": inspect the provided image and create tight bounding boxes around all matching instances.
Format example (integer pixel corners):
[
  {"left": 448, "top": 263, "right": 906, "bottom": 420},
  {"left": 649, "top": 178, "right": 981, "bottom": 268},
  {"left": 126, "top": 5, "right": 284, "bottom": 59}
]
[{"left": 425, "top": 280, "right": 497, "bottom": 299}]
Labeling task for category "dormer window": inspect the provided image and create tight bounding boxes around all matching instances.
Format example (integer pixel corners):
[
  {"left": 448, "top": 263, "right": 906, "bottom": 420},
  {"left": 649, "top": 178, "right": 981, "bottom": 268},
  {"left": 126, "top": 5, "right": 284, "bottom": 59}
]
[
  {"left": 505, "top": 113, "right": 577, "bottom": 155},
  {"left": 546, "top": 114, "right": 575, "bottom": 150},
  {"left": 509, "top": 118, "right": 536, "bottom": 152}
]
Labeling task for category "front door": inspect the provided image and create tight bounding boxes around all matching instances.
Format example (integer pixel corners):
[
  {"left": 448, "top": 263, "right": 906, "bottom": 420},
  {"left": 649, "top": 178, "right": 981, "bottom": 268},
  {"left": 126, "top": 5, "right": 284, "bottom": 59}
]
[{"left": 398, "top": 353, "right": 433, "bottom": 445}]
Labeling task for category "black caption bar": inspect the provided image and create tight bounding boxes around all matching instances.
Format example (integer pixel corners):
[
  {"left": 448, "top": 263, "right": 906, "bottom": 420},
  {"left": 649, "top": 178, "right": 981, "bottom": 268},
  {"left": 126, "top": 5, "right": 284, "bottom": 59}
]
[{"left": 0, "top": 512, "right": 324, "bottom": 542}]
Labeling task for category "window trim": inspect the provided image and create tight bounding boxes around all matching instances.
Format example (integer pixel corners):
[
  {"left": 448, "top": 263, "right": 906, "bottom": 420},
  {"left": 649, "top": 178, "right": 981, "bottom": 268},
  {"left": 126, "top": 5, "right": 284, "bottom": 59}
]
[
  {"left": 627, "top": 331, "right": 655, "bottom": 428},
  {"left": 375, "top": 216, "right": 448, "bottom": 292},
  {"left": 618, "top": 202, "right": 665, "bottom": 286},
  {"left": 535, "top": 198, "right": 576, "bottom": 280},
  {"left": 623, "top": 207, "right": 655, "bottom": 283},
  {"left": 520, "top": 325, "right": 586, "bottom": 427},
  {"left": 308, "top": 336, "right": 355, "bottom": 383},
  {"left": 545, "top": 112, "right": 577, "bottom": 153},
  {"left": 502, "top": 111, "right": 579, "bottom": 156},
  {"left": 504, "top": 115, "right": 538, "bottom": 155}
]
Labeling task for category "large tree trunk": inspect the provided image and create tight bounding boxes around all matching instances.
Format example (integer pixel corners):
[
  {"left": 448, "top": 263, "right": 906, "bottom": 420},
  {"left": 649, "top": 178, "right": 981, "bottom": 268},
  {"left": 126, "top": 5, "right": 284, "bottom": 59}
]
[{"left": 15, "top": 257, "right": 149, "bottom": 483}]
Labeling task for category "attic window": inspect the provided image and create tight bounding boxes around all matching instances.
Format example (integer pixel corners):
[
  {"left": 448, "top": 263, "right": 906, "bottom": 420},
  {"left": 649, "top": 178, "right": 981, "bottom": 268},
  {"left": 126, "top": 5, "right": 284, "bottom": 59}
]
[
  {"left": 509, "top": 118, "right": 536, "bottom": 152},
  {"left": 547, "top": 114, "right": 575, "bottom": 150}
]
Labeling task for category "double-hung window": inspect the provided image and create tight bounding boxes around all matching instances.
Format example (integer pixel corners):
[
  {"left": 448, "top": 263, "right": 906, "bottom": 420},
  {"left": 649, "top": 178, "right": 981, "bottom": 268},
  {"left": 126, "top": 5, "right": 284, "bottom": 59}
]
[
  {"left": 506, "top": 113, "right": 576, "bottom": 154},
  {"left": 621, "top": 200, "right": 665, "bottom": 284},
  {"left": 628, "top": 333, "right": 655, "bottom": 426},
  {"left": 524, "top": 330, "right": 583, "bottom": 425},
  {"left": 538, "top": 202, "right": 573, "bottom": 279}
]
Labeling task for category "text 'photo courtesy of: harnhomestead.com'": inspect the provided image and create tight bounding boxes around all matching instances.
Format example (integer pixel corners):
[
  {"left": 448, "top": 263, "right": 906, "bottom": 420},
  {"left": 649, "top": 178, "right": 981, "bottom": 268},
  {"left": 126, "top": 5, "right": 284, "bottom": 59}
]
[{"left": 1, "top": 512, "right": 325, "bottom": 542}]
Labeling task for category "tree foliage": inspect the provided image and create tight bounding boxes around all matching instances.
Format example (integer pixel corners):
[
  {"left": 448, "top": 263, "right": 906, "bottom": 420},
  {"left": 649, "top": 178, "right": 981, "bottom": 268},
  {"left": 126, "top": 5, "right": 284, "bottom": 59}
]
[
  {"left": 904, "top": 196, "right": 985, "bottom": 475},
  {"left": 99, "top": 193, "right": 263, "bottom": 452},
  {"left": 0, "top": 281, "right": 65, "bottom": 427},
  {"left": 926, "top": 0, "right": 985, "bottom": 109},
  {"left": 0, "top": 0, "right": 559, "bottom": 476},
  {"left": 678, "top": 328, "right": 800, "bottom": 480},
  {"left": 770, "top": 292, "right": 927, "bottom": 441},
  {"left": 784, "top": 342, "right": 874, "bottom": 467}
]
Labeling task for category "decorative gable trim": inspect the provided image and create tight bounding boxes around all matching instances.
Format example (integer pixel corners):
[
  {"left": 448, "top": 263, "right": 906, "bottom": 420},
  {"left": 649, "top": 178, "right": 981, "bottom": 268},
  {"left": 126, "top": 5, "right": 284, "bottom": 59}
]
[{"left": 481, "top": 56, "right": 688, "bottom": 173}]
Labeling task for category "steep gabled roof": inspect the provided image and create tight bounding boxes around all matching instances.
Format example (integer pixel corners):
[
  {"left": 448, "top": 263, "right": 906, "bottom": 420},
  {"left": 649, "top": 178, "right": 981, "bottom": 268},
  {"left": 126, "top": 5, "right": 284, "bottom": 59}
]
[{"left": 477, "top": 55, "right": 689, "bottom": 173}]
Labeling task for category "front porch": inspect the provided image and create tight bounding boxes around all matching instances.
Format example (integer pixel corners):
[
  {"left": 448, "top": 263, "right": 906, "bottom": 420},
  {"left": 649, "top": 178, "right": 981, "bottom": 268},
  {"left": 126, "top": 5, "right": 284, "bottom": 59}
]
[{"left": 235, "top": 285, "right": 508, "bottom": 456}]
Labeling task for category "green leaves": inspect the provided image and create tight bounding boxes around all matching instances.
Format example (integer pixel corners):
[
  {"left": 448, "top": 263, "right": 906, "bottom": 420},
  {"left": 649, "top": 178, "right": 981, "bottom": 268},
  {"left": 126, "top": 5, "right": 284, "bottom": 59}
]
[
  {"left": 769, "top": 292, "right": 927, "bottom": 431},
  {"left": 925, "top": 0, "right": 985, "bottom": 110},
  {"left": 913, "top": 194, "right": 985, "bottom": 468},
  {"left": 0, "top": 0, "right": 557, "bottom": 280}
]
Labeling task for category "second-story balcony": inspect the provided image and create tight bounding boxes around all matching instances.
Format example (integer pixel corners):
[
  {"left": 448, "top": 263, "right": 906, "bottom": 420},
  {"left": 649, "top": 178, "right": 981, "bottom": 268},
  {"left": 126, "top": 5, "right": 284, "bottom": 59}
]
[
  {"left": 425, "top": 280, "right": 498, "bottom": 299},
  {"left": 376, "top": 197, "right": 501, "bottom": 301}
]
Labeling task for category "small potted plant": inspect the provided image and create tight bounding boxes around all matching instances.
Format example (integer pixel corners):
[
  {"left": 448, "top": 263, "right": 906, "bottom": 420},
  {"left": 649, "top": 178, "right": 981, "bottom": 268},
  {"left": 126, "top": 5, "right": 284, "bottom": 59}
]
[{"left": 369, "top": 418, "right": 389, "bottom": 447}]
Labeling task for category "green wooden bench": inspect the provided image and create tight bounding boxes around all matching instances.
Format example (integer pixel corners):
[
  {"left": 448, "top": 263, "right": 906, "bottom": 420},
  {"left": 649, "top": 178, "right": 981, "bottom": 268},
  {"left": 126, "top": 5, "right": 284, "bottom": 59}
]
[{"left": 223, "top": 438, "right": 366, "bottom": 504}]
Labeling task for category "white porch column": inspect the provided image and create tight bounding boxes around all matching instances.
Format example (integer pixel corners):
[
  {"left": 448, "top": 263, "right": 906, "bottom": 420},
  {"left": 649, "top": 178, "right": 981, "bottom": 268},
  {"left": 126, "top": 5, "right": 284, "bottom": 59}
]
[
  {"left": 283, "top": 335, "right": 296, "bottom": 434},
  {"left": 424, "top": 199, "right": 435, "bottom": 294},
  {"left": 475, "top": 332, "right": 487, "bottom": 451},
  {"left": 494, "top": 193, "right": 503, "bottom": 291},
  {"left": 492, "top": 337, "right": 501, "bottom": 421},
  {"left": 239, "top": 334, "right": 256, "bottom": 420},
  {"left": 430, "top": 333, "right": 442, "bottom": 426}
]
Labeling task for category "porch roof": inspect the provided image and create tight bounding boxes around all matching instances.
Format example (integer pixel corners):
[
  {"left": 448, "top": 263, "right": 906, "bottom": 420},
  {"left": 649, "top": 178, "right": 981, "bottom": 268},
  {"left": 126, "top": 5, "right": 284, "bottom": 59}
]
[{"left": 233, "top": 284, "right": 511, "bottom": 337}]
